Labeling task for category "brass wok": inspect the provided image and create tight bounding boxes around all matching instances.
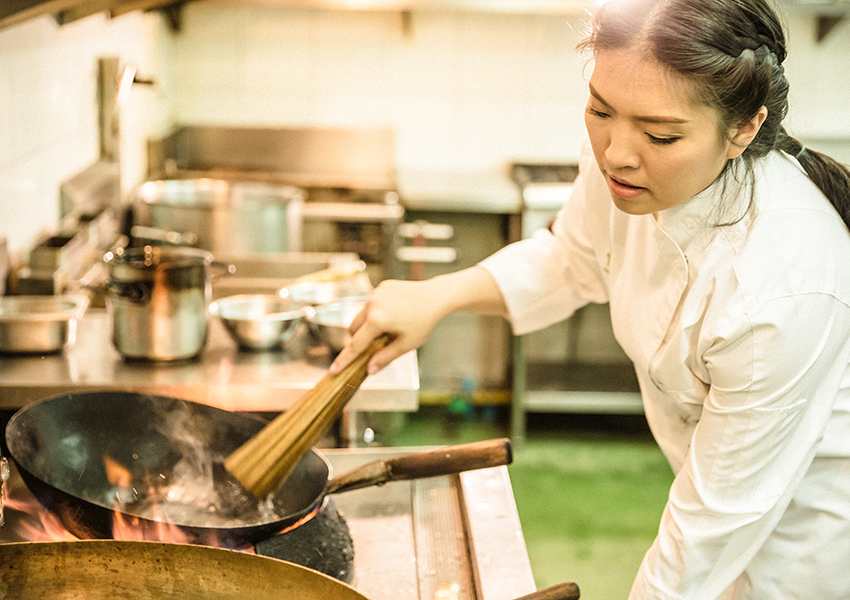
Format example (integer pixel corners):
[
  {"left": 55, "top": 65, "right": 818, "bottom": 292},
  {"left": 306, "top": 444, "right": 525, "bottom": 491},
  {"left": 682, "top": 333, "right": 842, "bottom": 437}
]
[{"left": 0, "top": 540, "right": 580, "bottom": 600}]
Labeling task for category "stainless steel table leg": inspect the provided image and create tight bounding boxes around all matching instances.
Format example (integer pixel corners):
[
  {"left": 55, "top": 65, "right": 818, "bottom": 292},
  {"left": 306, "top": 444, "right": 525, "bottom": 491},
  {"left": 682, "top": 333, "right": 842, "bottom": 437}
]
[{"left": 510, "top": 334, "right": 527, "bottom": 447}]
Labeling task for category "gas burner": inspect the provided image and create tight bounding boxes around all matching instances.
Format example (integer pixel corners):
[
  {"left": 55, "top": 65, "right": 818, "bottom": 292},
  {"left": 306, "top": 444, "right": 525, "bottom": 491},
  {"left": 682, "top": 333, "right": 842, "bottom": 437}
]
[{"left": 255, "top": 497, "right": 354, "bottom": 583}]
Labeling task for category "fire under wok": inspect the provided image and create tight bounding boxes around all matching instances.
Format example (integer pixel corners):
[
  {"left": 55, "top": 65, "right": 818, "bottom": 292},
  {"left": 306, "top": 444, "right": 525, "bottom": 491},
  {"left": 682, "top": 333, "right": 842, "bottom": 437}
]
[
  {"left": 3, "top": 391, "right": 512, "bottom": 548},
  {"left": 0, "top": 540, "right": 581, "bottom": 600}
]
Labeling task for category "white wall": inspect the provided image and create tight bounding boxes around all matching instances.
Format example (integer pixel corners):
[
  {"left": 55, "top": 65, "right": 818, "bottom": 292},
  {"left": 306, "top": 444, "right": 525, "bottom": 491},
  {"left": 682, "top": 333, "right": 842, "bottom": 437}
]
[
  {"left": 1, "top": 3, "right": 849, "bottom": 259},
  {"left": 0, "top": 11, "right": 169, "bottom": 259},
  {"left": 782, "top": 15, "right": 850, "bottom": 161},
  {"left": 166, "top": 5, "right": 591, "bottom": 174}
]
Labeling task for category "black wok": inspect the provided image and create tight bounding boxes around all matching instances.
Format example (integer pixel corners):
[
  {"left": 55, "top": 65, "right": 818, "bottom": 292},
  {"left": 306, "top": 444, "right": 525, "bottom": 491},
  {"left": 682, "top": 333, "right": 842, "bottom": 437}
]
[{"left": 3, "top": 391, "right": 512, "bottom": 548}]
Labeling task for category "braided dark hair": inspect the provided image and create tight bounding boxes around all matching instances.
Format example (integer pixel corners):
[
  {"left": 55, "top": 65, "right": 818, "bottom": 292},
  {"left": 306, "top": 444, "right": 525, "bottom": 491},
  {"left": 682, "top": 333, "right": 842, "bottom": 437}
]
[{"left": 578, "top": 0, "right": 850, "bottom": 230}]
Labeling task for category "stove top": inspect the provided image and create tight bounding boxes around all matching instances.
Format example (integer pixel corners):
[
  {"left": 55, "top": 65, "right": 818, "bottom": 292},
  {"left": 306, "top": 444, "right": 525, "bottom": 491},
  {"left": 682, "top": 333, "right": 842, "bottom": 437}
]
[
  {"left": 0, "top": 447, "right": 535, "bottom": 600},
  {"left": 256, "top": 496, "right": 354, "bottom": 583}
]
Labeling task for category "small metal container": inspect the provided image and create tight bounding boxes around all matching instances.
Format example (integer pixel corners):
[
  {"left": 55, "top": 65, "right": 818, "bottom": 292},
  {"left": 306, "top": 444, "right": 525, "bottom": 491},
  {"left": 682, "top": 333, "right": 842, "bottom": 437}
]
[
  {"left": 211, "top": 294, "right": 307, "bottom": 351},
  {"left": 306, "top": 299, "right": 365, "bottom": 352},
  {"left": 0, "top": 295, "right": 89, "bottom": 354}
]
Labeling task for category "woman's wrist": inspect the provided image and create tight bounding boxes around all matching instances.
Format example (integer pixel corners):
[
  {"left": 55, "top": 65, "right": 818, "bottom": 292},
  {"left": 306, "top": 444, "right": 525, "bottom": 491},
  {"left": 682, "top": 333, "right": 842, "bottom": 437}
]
[{"left": 425, "top": 266, "right": 508, "bottom": 319}]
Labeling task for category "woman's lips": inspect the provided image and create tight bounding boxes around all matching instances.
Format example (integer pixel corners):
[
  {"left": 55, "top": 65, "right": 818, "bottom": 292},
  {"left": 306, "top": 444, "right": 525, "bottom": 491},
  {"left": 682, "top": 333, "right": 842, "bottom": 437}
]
[{"left": 608, "top": 175, "right": 647, "bottom": 199}]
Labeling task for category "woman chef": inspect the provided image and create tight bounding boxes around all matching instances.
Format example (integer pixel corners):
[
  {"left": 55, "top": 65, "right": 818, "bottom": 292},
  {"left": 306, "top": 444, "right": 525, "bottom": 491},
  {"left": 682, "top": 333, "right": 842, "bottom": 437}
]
[{"left": 332, "top": 0, "right": 850, "bottom": 597}]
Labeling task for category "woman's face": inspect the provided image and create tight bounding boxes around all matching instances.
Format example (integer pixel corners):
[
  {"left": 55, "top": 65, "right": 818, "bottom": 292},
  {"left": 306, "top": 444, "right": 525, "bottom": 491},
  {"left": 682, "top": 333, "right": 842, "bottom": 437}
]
[{"left": 585, "top": 48, "right": 739, "bottom": 215}]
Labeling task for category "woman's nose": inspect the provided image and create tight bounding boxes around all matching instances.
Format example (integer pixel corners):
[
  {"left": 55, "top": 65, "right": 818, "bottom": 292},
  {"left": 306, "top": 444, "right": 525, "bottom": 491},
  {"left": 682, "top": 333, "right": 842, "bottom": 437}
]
[{"left": 605, "top": 128, "right": 640, "bottom": 170}]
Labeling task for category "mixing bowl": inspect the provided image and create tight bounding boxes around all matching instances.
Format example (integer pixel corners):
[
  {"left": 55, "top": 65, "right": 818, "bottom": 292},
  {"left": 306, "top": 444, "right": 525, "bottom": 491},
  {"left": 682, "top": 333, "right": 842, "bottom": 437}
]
[
  {"left": 210, "top": 294, "right": 306, "bottom": 351},
  {"left": 305, "top": 299, "right": 365, "bottom": 352}
]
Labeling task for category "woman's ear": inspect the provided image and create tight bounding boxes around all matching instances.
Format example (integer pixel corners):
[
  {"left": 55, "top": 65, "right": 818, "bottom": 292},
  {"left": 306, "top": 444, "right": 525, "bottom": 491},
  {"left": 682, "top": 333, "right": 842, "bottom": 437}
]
[{"left": 726, "top": 106, "right": 769, "bottom": 159}]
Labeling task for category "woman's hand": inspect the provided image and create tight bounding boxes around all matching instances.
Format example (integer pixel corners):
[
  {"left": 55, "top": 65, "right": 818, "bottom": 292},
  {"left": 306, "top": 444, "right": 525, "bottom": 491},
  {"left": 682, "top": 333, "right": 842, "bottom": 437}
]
[{"left": 329, "top": 266, "right": 508, "bottom": 375}]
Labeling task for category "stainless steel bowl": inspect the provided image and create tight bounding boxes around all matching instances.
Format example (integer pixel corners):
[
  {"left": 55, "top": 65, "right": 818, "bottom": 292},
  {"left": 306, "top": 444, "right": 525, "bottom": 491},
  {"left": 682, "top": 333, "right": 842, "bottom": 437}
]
[
  {"left": 0, "top": 295, "right": 89, "bottom": 354},
  {"left": 210, "top": 294, "right": 306, "bottom": 351},
  {"left": 306, "top": 299, "right": 365, "bottom": 352}
]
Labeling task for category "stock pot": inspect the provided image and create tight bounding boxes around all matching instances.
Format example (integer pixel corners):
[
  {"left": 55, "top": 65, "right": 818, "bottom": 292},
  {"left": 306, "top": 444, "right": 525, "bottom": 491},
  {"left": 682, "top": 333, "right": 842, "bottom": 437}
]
[
  {"left": 104, "top": 246, "right": 214, "bottom": 361},
  {"left": 133, "top": 178, "right": 304, "bottom": 254}
]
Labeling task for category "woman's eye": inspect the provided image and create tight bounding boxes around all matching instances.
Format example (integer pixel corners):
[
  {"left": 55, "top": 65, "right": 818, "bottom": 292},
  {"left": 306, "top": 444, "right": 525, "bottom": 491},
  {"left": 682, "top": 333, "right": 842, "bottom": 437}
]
[
  {"left": 586, "top": 107, "right": 609, "bottom": 119},
  {"left": 647, "top": 134, "right": 679, "bottom": 145}
]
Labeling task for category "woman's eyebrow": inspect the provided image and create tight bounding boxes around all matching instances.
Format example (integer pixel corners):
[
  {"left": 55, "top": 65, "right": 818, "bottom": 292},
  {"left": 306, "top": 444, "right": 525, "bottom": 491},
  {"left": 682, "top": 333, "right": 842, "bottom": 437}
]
[{"left": 588, "top": 82, "right": 690, "bottom": 125}]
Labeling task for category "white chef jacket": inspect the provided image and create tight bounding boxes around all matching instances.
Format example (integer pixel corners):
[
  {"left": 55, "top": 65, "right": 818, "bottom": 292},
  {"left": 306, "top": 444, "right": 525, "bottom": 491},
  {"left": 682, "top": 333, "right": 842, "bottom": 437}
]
[{"left": 480, "top": 143, "right": 850, "bottom": 600}]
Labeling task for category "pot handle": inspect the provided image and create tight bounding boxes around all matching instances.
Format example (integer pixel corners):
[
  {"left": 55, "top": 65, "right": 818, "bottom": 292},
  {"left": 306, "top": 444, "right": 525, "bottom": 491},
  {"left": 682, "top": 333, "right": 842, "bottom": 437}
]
[
  {"left": 210, "top": 261, "right": 236, "bottom": 280},
  {"left": 513, "top": 582, "right": 581, "bottom": 600},
  {"left": 109, "top": 280, "right": 152, "bottom": 304},
  {"left": 325, "top": 438, "right": 513, "bottom": 494}
]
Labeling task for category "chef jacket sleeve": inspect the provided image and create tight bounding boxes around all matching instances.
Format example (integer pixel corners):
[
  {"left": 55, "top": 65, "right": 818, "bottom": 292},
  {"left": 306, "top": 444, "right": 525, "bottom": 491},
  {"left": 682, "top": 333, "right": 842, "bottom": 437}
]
[
  {"left": 630, "top": 292, "right": 850, "bottom": 600},
  {"left": 480, "top": 143, "right": 610, "bottom": 335}
]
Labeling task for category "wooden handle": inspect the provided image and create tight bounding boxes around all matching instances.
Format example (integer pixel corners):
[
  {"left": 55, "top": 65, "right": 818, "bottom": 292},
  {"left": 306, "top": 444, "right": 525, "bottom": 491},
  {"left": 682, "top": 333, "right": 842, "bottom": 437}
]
[
  {"left": 325, "top": 438, "right": 513, "bottom": 495},
  {"left": 293, "top": 261, "right": 366, "bottom": 284},
  {"left": 513, "top": 582, "right": 580, "bottom": 600}
]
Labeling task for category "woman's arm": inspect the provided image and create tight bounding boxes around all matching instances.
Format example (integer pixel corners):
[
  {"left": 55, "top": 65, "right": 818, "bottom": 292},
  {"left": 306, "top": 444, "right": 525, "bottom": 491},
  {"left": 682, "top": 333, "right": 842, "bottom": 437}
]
[{"left": 329, "top": 265, "right": 507, "bottom": 375}]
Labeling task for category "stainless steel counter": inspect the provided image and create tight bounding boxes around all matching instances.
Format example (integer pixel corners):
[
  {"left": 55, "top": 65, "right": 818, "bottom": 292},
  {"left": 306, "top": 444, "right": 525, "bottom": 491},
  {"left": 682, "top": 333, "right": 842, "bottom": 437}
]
[
  {"left": 0, "top": 309, "right": 418, "bottom": 413},
  {"left": 326, "top": 449, "right": 537, "bottom": 600}
]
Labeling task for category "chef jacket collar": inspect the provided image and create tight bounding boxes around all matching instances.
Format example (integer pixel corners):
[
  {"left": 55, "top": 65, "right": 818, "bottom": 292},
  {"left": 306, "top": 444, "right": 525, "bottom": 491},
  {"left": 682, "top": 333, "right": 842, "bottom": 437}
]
[{"left": 653, "top": 166, "right": 750, "bottom": 252}]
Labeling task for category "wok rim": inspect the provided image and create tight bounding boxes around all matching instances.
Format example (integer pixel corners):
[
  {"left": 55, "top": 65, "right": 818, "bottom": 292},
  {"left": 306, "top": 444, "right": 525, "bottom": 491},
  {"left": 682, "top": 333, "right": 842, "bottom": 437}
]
[{"left": 0, "top": 539, "right": 370, "bottom": 600}]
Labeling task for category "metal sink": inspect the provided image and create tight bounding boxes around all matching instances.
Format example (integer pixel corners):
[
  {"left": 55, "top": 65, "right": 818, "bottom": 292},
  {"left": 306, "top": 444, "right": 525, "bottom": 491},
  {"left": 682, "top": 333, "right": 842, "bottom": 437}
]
[{"left": 212, "top": 251, "right": 360, "bottom": 298}]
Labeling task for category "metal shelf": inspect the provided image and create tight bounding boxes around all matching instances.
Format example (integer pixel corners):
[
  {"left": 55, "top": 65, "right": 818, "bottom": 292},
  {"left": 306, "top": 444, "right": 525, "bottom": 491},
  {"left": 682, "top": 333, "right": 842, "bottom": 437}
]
[
  {"left": 523, "top": 390, "right": 643, "bottom": 414},
  {"left": 510, "top": 334, "right": 643, "bottom": 445}
]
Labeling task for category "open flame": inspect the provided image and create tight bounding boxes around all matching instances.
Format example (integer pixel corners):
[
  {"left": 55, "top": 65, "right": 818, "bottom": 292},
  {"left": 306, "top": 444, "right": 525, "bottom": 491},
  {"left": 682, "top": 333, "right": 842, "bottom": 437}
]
[
  {"left": 4, "top": 493, "right": 208, "bottom": 545},
  {"left": 5, "top": 496, "right": 78, "bottom": 542},
  {"left": 3, "top": 464, "right": 320, "bottom": 551}
]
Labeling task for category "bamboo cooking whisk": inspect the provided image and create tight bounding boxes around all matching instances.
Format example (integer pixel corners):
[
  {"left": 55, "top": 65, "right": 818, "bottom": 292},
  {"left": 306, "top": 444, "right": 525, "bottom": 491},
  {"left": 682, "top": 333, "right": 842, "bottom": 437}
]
[{"left": 225, "top": 334, "right": 391, "bottom": 498}]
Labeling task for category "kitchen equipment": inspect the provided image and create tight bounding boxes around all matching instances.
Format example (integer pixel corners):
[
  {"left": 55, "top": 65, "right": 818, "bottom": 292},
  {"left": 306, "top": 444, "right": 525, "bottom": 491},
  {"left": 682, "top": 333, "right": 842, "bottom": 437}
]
[
  {"left": 210, "top": 252, "right": 361, "bottom": 299},
  {"left": 0, "top": 540, "right": 580, "bottom": 599},
  {"left": 0, "top": 540, "right": 368, "bottom": 600},
  {"left": 133, "top": 178, "right": 304, "bottom": 254},
  {"left": 292, "top": 260, "right": 367, "bottom": 284},
  {"left": 0, "top": 442, "right": 556, "bottom": 600},
  {"left": 103, "top": 245, "right": 215, "bottom": 361},
  {"left": 283, "top": 273, "right": 372, "bottom": 307},
  {"left": 129, "top": 224, "right": 199, "bottom": 246},
  {"left": 0, "top": 295, "right": 89, "bottom": 354},
  {"left": 225, "top": 334, "right": 390, "bottom": 497},
  {"left": 4, "top": 390, "right": 511, "bottom": 547},
  {"left": 147, "top": 126, "right": 404, "bottom": 282},
  {"left": 306, "top": 298, "right": 366, "bottom": 352},
  {"left": 210, "top": 294, "right": 307, "bottom": 351}
]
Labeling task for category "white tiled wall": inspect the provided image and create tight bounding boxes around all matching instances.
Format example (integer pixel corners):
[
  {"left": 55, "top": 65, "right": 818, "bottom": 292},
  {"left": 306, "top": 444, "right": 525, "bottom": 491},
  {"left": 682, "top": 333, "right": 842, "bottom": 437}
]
[
  {"left": 1, "top": 4, "right": 849, "bottom": 260},
  {"left": 0, "top": 11, "right": 169, "bottom": 258},
  {"left": 166, "top": 5, "right": 590, "bottom": 173}
]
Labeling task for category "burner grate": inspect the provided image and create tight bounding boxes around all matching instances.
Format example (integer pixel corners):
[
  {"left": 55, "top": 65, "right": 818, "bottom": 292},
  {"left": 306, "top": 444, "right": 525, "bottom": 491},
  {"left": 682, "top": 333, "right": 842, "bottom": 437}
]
[{"left": 255, "top": 497, "right": 354, "bottom": 583}]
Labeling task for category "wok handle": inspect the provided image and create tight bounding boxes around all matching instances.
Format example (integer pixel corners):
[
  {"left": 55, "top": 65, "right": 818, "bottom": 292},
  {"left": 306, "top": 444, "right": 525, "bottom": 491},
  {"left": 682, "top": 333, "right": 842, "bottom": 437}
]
[
  {"left": 325, "top": 438, "right": 513, "bottom": 495},
  {"left": 513, "top": 582, "right": 580, "bottom": 600}
]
